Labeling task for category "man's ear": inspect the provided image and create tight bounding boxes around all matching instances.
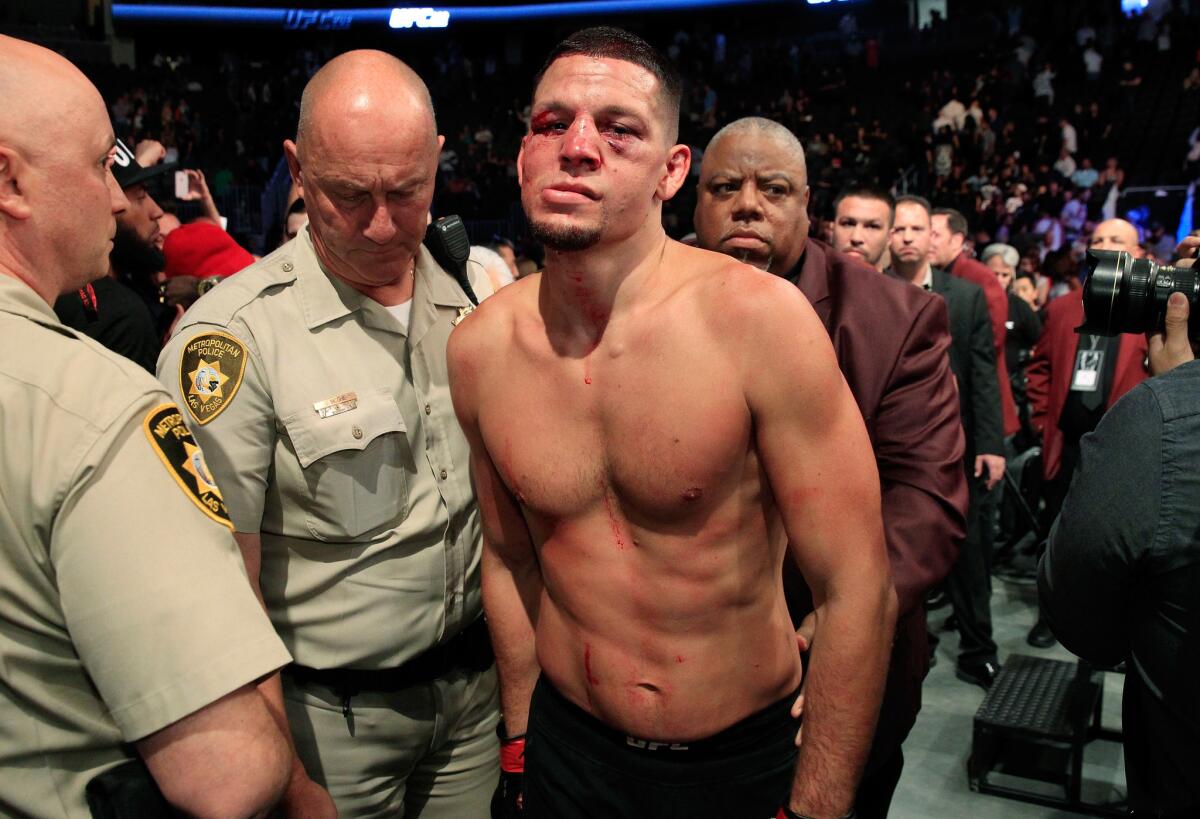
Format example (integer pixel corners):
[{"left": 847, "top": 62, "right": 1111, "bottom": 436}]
[
  {"left": 0, "top": 146, "right": 33, "bottom": 221},
  {"left": 656, "top": 144, "right": 692, "bottom": 202},
  {"left": 516, "top": 135, "right": 529, "bottom": 188},
  {"left": 283, "top": 139, "right": 304, "bottom": 200}
]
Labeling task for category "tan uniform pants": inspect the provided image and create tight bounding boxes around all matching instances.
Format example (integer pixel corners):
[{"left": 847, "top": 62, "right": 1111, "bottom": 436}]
[{"left": 284, "top": 665, "right": 499, "bottom": 818}]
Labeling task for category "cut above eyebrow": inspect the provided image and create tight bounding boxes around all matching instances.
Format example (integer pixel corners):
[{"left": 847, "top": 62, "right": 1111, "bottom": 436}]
[{"left": 534, "top": 101, "right": 649, "bottom": 126}]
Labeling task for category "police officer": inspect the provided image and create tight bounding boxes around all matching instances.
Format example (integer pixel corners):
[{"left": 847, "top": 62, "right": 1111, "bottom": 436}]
[
  {"left": 158, "top": 50, "right": 498, "bottom": 817},
  {"left": 0, "top": 35, "right": 292, "bottom": 817}
]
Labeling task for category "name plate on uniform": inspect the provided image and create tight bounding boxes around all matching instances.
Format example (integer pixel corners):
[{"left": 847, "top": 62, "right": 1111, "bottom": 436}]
[{"left": 313, "top": 392, "right": 358, "bottom": 418}]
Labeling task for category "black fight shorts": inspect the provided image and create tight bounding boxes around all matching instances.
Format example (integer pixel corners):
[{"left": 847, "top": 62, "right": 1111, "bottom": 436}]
[{"left": 524, "top": 676, "right": 799, "bottom": 819}]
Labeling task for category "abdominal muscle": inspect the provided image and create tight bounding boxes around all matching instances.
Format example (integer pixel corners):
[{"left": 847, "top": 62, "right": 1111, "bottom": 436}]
[{"left": 531, "top": 508, "right": 803, "bottom": 742}]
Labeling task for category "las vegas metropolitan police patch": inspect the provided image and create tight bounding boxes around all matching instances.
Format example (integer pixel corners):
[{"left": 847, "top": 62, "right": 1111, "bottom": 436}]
[
  {"left": 142, "top": 403, "right": 233, "bottom": 528},
  {"left": 179, "top": 331, "right": 247, "bottom": 426}
]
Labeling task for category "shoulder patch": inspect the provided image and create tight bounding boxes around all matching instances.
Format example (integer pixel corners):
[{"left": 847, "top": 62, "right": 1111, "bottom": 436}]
[
  {"left": 142, "top": 403, "right": 233, "bottom": 529},
  {"left": 179, "top": 331, "right": 248, "bottom": 426}
]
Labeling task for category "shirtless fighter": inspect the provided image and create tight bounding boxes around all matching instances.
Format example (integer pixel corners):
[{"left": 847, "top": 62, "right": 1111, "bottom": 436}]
[{"left": 448, "top": 28, "right": 896, "bottom": 819}]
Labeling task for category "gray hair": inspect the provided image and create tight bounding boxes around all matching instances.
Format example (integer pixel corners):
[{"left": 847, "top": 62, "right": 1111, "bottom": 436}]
[
  {"left": 705, "top": 117, "right": 807, "bottom": 170},
  {"left": 980, "top": 243, "right": 1019, "bottom": 268}
]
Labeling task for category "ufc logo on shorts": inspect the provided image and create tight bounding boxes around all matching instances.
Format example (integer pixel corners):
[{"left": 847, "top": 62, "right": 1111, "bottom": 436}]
[{"left": 625, "top": 737, "right": 689, "bottom": 751}]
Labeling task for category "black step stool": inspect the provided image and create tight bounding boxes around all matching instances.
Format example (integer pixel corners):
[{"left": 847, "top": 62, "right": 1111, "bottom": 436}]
[{"left": 968, "top": 653, "right": 1125, "bottom": 816}]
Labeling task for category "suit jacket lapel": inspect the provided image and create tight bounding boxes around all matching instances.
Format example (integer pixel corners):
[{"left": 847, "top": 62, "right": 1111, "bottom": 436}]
[
  {"left": 929, "top": 267, "right": 949, "bottom": 296},
  {"left": 796, "top": 240, "right": 833, "bottom": 331}
]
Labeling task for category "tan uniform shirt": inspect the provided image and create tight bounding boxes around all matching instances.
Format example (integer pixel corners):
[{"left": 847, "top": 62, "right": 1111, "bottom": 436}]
[
  {"left": 0, "top": 275, "right": 291, "bottom": 818},
  {"left": 158, "top": 231, "right": 493, "bottom": 669}
]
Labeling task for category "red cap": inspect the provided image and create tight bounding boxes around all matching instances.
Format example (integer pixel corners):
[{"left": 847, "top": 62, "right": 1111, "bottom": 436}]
[{"left": 163, "top": 222, "right": 254, "bottom": 280}]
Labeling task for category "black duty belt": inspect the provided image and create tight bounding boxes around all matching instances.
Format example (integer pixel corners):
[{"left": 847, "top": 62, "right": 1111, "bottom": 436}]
[{"left": 285, "top": 616, "right": 493, "bottom": 697}]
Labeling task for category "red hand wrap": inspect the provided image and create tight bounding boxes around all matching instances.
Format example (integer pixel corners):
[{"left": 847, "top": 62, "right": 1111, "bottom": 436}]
[{"left": 500, "top": 736, "right": 526, "bottom": 774}]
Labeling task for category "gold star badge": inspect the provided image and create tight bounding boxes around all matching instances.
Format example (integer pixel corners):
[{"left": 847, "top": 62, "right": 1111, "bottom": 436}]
[
  {"left": 142, "top": 403, "right": 232, "bottom": 529},
  {"left": 187, "top": 358, "right": 231, "bottom": 405},
  {"left": 181, "top": 440, "right": 223, "bottom": 500}
]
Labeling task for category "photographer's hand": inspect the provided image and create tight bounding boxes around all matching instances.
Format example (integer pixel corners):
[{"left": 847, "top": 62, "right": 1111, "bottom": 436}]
[
  {"left": 1148, "top": 292, "right": 1194, "bottom": 376},
  {"left": 1173, "top": 236, "right": 1200, "bottom": 266}
]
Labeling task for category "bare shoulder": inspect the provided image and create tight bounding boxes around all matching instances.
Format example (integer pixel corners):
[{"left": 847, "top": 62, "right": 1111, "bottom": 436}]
[
  {"left": 447, "top": 273, "right": 538, "bottom": 378},
  {"left": 668, "top": 243, "right": 823, "bottom": 341}
]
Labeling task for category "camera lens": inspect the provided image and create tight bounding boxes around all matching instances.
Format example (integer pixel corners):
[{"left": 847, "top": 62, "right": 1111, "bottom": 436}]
[{"left": 1079, "top": 249, "right": 1200, "bottom": 339}]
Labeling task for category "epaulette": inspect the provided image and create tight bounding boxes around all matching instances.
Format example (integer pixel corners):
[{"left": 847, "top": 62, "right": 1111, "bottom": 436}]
[{"left": 174, "top": 245, "right": 301, "bottom": 332}]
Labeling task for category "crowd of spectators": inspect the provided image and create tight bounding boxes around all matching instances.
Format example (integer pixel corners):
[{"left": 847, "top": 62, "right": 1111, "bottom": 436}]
[
  {"left": 86, "top": 4, "right": 1199, "bottom": 283},
  {"left": 80, "top": 3, "right": 1200, "bottom": 571},
  {"left": 13, "top": 3, "right": 1200, "bottom": 812}
]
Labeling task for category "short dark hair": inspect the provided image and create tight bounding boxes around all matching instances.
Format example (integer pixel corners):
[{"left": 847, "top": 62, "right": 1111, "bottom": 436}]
[
  {"left": 834, "top": 185, "right": 896, "bottom": 224},
  {"left": 931, "top": 207, "right": 969, "bottom": 237},
  {"left": 894, "top": 194, "right": 932, "bottom": 214},
  {"left": 1014, "top": 271, "right": 1036, "bottom": 286},
  {"left": 287, "top": 197, "right": 306, "bottom": 217},
  {"left": 534, "top": 26, "right": 682, "bottom": 140}
]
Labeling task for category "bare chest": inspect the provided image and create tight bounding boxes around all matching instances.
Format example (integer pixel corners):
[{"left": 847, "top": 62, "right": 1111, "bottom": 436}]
[{"left": 478, "top": 327, "right": 752, "bottom": 523}]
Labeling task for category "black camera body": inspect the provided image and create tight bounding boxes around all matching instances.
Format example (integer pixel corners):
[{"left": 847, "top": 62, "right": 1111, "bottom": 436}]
[{"left": 1079, "top": 249, "right": 1200, "bottom": 339}]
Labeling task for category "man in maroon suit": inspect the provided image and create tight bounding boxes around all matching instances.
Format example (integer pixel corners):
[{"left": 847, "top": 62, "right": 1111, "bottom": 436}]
[
  {"left": 1025, "top": 217, "right": 1149, "bottom": 644},
  {"left": 1028, "top": 217, "right": 1149, "bottom": 505},
  {"left": 693, "top": 117, "right": 967, "bottom": 818}
]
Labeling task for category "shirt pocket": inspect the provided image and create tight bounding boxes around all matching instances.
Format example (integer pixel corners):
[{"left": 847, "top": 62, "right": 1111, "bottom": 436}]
[{"left": 280, "top": 389, "right": 411, "bottom": 542}]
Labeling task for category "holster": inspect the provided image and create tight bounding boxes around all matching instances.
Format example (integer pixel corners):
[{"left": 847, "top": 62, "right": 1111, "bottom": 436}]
[{"left": 86, "top": 758, "right": 176, "bottom": 818}]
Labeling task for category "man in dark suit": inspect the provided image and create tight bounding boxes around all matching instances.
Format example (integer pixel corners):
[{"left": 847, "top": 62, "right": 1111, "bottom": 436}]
[
  {"left": 929, "top": 207, "right": 1019, "bottom": 438},
  {"left": 890, "top": 195, "right": 1005, "bottom": 690},
  {"left": 693, "top": 117, "right": 967, "bottom": 818}
]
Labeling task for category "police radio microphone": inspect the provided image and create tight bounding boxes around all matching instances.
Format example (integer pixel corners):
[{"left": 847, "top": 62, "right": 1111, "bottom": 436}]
[{"left": 424, "top": 215, "right": 478, "bottom": 306}]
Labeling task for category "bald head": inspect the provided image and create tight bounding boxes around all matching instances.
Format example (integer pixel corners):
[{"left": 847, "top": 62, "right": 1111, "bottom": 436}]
[
  {"left": 284, "top": 50, "right": 444, "bottom": 295},
  {"left": 296, "top": 50, "right": 437, "bottom": 158},
  {"left": 703, "top": 117, "right": 807, "bottom": 180},
  {"left": 1090, "top": 218, "right": 1143, "bottom": 257},
  {"left": 0, "top": 35, "right": 125, "bottom": 302},
  {"left": 0, "top": 36, "right": 106, "bottom": 163}
]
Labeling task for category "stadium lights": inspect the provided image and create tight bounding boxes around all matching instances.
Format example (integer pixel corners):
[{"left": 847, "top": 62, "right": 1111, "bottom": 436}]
[
  {"left": 389, "top": 8, "right": 450, "bottom": 28},
  {"left": 112, "top": 1, "right": 783, "bottom": 29}
]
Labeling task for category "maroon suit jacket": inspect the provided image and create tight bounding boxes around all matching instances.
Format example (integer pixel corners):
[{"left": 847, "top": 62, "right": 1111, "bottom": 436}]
[
  {"left": 786, "top": 238, "right": 968, "bottom": 767},
  {"left": 1026, "top": 289, "right": 1149, "bottom": 480},
  {"left": 948, "top": 253, "right": 1020, "bottom": 436}
]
